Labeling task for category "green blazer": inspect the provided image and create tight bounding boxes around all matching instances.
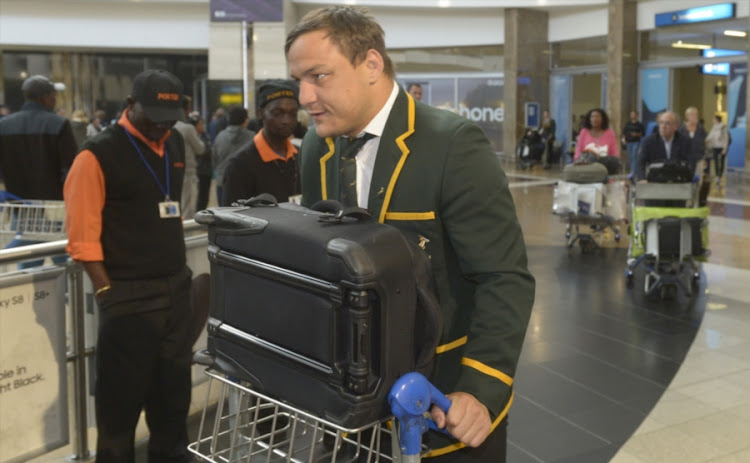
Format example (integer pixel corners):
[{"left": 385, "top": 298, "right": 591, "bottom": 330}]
[{"left": 300, "top": 88, "right": 535, "bottom": 455}]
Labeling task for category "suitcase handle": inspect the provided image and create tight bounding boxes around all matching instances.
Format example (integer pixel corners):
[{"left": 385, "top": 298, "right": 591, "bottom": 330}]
[
  {"left": 235, "top": 193, "right": 278, "bottom": 207},
  {"left": 311, "top": 200, "right": 373, "bottom": 223}
]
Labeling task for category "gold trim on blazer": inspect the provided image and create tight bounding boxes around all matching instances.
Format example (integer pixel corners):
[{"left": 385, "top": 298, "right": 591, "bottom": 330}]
[
  {"left": 378, "top": 93, "right": 416, "bottom": 223},
  {"left": 422, "top": 393, "right": 514, "bottom": 458},
  {"left": 319, "top": 137, "right": 336, "bottom": 200},
  {"left": 383, "top": 211, "right": 436, "bottom": 221}
]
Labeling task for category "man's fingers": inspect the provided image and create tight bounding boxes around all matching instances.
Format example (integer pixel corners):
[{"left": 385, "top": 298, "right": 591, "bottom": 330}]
[
  {"left": 441, "top": 392, "right": 492, "bottom": 448},
  {"left": 430, "top": 405, "right": 447, "bottom": 428}
]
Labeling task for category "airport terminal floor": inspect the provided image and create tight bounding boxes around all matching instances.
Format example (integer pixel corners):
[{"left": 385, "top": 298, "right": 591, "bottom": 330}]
[{"left": 26, "top": 158, "right": 750, "bottom": 463}]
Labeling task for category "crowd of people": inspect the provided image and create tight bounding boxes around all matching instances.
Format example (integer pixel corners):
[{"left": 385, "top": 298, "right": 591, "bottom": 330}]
[{"left": 564, "top": 105, "right": 730, "bottom": 188}]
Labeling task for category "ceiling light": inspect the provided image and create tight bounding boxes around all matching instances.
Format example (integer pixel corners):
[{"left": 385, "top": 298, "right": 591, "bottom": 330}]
[
  {"left": 437, "top": 0, "right": 451, "bottom": 7},
  {"left": 671, "top": 40, "right": 711, "bottom": 50},
  {"left": 724, "top": 30, "right": 747, "bottom": 38}
]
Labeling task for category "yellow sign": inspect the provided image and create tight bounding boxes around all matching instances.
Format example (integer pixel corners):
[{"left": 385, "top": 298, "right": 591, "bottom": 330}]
[{"left": 220, "top": 94, "right": 243, "bottom": 105}]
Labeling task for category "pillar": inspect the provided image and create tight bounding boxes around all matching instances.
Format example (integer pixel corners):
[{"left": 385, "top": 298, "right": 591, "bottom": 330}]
[
  {"left": 606, "top": 0, "right": 638, "bottom": 168},
  {"left": 503, "top": 8, "right": 550, "bottom": 158},
  {"left": 746, "top": 14, "right": 750, "bottom": 166}
]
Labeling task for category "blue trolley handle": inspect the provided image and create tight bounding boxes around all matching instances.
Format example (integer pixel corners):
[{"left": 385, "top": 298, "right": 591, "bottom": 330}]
[{"left": 388, "top": 372, "right": 452, "bottom": 460}]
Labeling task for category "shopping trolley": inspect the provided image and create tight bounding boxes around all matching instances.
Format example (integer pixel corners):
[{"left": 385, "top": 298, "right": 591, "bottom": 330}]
[
  {"left": 188, "top": 366, "right": 451, "bottom": 463},
  {"left": 0, "top": 192, "right": 67, "bottom": 248}
]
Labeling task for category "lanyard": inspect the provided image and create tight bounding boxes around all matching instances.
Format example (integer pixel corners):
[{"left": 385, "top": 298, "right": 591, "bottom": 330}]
[{"left": 124, "top": 129, "right": 171, "bottom": 200}]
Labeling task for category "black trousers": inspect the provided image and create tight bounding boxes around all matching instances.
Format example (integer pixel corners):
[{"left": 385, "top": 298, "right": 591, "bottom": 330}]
[
  {"left": 425, "top": 418, "right": 508, "bottom": 462},
  {"left": 713, "top": 148, "right": 726, "bottom": 179},
  {"left": 196, "top": 174, "right": 212, "bottom": 212},
  {"left": 95, "top": 267, "right": 194, "bottom": 463}
]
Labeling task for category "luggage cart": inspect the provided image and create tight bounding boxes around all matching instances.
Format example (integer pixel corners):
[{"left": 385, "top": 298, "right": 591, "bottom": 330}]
[
  {"left": 553, "top": 180, "right": 627, "bottom": 253},
  {"left": 625, "top": 181, "right": 710, "bottom": 299},
  {"left": 0, "top": 196, "right": 67, "bottom": 248},
  {"left": 188, "top": 368, "right": 449, "bottom": 463}
]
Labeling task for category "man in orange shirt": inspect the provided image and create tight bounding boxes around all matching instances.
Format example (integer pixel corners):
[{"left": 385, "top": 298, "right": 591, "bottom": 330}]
[
  {"left": 64, "top": 69, "right": 194, "bottom": 463},
  {"left": 221, "top": 80, "right": 301, "bottom": 205}
]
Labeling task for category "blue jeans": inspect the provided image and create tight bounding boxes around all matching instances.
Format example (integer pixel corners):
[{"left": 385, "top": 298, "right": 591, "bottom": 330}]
[
  {"left": 4, "top": 237, "right": 68, "bottom": 269},
  {"left": 627, "top": 142, "right": 640, "bottom": 174}
]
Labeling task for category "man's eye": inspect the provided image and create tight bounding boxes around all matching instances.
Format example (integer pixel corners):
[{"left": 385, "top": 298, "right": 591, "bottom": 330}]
[{"left": 315, "top": 73, "right": 327, "bottom": 80}]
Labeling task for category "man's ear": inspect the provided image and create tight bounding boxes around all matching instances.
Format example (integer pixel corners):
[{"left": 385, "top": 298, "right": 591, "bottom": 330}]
[{"left": 364, "top": 49, "right": 385, "bottom": 83}]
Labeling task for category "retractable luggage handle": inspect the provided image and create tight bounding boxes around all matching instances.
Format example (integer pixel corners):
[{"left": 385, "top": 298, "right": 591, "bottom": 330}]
[{"left": 388, "top": 372, "right": 452, "bottom": 462}]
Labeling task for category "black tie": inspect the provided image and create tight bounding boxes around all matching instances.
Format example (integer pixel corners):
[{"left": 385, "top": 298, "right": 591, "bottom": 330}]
[{"left": 339, "top": 133, "right": 374, "bottom": 207}]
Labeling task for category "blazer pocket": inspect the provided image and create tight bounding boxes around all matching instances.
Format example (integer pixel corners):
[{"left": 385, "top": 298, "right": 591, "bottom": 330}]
[{"left": 383, "top": 212, "right": 445, "bottom": 269}]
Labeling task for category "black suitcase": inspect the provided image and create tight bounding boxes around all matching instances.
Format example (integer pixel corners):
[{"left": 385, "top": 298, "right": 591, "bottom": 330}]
[
  {"left": 646, "top": 161, "right": 693, "bottom": 183},
  {"left": 195, "top": 197, "right": 441, "bottom": 428}
]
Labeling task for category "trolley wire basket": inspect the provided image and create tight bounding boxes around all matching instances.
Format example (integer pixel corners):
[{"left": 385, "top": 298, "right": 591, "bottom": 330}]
[
  {"left": 189, "top": 370, "right": 412, "bottom": 463},
  {"left": 0, "top": 199, "right": 67, "bottom": 248}
]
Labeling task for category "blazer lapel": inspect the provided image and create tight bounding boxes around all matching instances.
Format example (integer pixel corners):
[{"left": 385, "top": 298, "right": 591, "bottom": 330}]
[{"left": 368, "top": 89, "right": 416, "bottom": 223}]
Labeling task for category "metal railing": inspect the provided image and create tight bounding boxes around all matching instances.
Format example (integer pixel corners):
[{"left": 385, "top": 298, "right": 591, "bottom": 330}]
[{"left": 0, "top": 219, "right": 206, "bottom": 461}]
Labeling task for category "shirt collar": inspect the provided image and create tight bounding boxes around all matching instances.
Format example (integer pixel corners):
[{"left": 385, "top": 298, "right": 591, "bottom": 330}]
[
  {"left": 118, "top": 108, "right": 170, "bottom": 156},
  {"left": 356, "top": 81, "right": 399, "bottom": 138},
  {"left": 255, "top": 129, "right": 298, "bottom": 163}
]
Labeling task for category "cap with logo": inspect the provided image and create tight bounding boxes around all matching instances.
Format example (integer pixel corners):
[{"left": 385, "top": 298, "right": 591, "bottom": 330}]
[
  {"left": 22, "top": 75, "right": 66, "bottom": 100},
  {"left": 131, "top": 69, "right": 186, "bottom": 123},
  {"left": 257, "top": 80, "right": 299, "bottom": 109}
]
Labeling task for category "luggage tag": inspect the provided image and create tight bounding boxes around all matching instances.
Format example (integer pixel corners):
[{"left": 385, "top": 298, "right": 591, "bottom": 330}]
[{"left": 159, "top": 198, "right": 181, "bottom": 218}]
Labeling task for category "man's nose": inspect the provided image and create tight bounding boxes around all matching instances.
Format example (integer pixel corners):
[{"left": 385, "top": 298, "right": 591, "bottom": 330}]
[{"left": 298, "top": 81, "right": 315, "bottom": 108}]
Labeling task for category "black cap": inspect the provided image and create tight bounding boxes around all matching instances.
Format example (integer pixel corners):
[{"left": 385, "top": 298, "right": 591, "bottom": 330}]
[
  {"left": 22, "top": 75, "right": 65, "bottom": 99},
  {"left": 131, "top": 69, "right": 186, "bottom": 123},
  {"left": 257, "top": 80, "right": 299, "bottom": 109}
]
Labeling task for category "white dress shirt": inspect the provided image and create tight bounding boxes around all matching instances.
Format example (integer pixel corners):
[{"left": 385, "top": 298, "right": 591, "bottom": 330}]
[{"left": 349, "top": 81, "right": 399, "bottom": 209}]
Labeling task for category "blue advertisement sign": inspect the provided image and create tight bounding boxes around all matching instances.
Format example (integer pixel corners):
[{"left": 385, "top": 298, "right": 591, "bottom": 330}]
[
  {"left": 641, "top": 68, "right": 669, "bottom": 136},
  {"left": 655, "top": 3, "right": 735, "bottom": 27},
  {"left": 702, "top": 63, "right": 730, "bottom": 76},
  {"left": 727, "top": 63, "right": 746, "bottom": 169},
  {"left": 398, "top": 75, "right": 504, "bottom": 153},
  {"left": 525, "top": 102, "right": 540, "bottom": 128},
  {"left": 210, "top": 0, "right": 283, "bottom": 23},
  {"left": 702, "top": 48, "right": 746, "bottom": 58},
  {"left": 551, "top": 75, "right": 570, "bottom": 153}
]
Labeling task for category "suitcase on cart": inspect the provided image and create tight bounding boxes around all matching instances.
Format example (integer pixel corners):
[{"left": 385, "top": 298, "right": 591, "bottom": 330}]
[
  {"left": 194, "top": 196, "right": 441, "bottom": 429},
  {"left": 562, "top": 162, "right": 608, "bottom": 183}
]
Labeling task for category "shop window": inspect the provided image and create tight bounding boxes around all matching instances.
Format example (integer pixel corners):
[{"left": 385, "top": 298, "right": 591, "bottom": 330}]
[{"left": 2, "top": 53, "right": 53, "bottom": 111}]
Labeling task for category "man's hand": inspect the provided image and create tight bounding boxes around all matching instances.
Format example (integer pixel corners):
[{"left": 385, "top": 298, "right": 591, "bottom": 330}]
[{"left": 430, "top": 392, "right": 492, "bottom": 448}]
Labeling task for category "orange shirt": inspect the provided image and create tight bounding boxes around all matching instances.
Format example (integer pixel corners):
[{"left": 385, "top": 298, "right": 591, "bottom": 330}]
[
  {"left": 254, "top": 129, "right": 298, "bottom": 163},
  {"left": 64, "top": 110, "right": 171, "bottom": 262}
]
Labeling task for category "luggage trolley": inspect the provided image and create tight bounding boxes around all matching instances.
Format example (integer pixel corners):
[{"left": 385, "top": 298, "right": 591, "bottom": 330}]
[
  {"left": 0, "top": 193, "right": 67, "bottom": 249},
  {"left": 625, "top": 181, "right": 710, "bottom": 299},
  {"left": 188, "top": 366, "right": 450, "bottom": 463},
  {"left": 552, "top": 178, "right": 627, "bottom": 253}
]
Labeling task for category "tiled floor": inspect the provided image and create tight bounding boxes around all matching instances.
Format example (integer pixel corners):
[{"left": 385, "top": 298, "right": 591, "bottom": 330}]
[{"left": 503, "top": 160, "right": 750, "bottom": 463}]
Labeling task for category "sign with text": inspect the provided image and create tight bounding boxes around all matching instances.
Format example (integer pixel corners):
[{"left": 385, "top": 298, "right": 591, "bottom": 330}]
[
  {"left": 525, "top": 102, "right": 540, "bottom": 128},
  {"left": 655, "top": 3, "right": 735, "bottom": 27},
  {"left": 0, "top": 268, "right": 68, "bottom": 463},
  {"left": 210, "top": 0, "right": 283, "bottom": 23},
  {"left": 398, "top": 75, "right": 504, "bottom": 153}
]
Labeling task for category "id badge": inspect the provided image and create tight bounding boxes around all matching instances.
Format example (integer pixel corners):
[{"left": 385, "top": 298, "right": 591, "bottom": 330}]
[{"left": 158, "top": 201, "right": 181, "bottom": 218}]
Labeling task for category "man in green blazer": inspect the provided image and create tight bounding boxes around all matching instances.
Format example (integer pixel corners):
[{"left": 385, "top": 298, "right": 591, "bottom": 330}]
[{"left": 286, "top": 6, "right": 535, "bottom": 462}]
